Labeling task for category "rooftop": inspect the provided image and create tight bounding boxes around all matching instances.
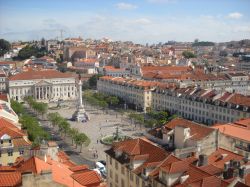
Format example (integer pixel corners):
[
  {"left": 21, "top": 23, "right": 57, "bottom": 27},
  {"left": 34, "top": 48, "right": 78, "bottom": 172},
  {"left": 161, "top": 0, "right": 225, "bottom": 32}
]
[{"left": 9, "top": 69, "right": 74, "bottom": 81}]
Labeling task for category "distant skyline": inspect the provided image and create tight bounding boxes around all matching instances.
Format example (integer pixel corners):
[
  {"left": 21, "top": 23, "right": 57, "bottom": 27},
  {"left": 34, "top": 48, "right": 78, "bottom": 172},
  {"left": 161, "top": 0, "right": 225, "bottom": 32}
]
[{"left": 0, "top": 0, "right": 250, "bottom": 44}]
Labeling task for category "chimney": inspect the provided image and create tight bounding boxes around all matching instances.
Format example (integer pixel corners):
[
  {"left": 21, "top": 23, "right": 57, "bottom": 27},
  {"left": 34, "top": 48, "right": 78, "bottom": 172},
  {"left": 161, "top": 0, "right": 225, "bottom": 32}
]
[{"left": 198, "top": 154, "right": 208, "bottom": 166}]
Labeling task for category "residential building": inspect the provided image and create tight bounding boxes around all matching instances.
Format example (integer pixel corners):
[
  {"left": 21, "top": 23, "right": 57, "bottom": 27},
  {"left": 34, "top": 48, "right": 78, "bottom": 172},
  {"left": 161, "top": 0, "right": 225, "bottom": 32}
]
[
  {"left": 105, "top": 138, "right": 168, "bottom": 187},
  {"left": 152, "top": 87, "right": 250, "bottom": 125},
  {"left": 0, "top": 69, "right": 7, "bottom": 92},
  {"left": 97, "top": 76, "right": 250, "bottom": 124},
  {"left": 97, "top": 76, "right": 169, "bottom": 112},
  {"left": 105, "top": 138, "right": 241, "bottom": 187},
  {"left": 146, "top": 118, "right": 217, "bottom": 158},
  {"left": 63, "top": 47, "right": 96, "bottom": 62},
  {"left": 0, "top": 148, "right": 105, "bottom": 187},
  {"left": 0, "top": 98, "right": 19, "bottom": 123},
  {"left": 74, "top": 58, "right": 99, "bottom": 74},
  {"left": 212, "top": 118, "right": 250, "bottom": 158},
  {"left": 0, "top": 117, "right": 31, "bottom": 166},
  {"left": 8, "top": 69, "right": 77, "bottom": 102},
  {"left": 102, "top": 66, "right": 130, "bottom": 77}
]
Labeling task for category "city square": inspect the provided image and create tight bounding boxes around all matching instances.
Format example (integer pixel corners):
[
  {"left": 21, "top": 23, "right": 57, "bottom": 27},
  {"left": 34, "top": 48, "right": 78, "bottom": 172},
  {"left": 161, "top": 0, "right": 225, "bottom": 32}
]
[{"left": 48, "top": 101, "right": 147, "bottom": 161}]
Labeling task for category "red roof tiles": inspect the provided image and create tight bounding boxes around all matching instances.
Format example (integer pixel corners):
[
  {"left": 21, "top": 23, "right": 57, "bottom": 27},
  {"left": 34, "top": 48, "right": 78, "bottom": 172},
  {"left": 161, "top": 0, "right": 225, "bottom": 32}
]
[
  {"left": 163, "top": 118, "right": 215, "bottom": 140},
  {"left": 71, "top": 170, "right": 102, "bottom": 187},
  {"left": 9, "top": 69, "right": 74, "bottom": 81},
  {"left": 0, "top": 172, "right": 22, "bottom": 187}
]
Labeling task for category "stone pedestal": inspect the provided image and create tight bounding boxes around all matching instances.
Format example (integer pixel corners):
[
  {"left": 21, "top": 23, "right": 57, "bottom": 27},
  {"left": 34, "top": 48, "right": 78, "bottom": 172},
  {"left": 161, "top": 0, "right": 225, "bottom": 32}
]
[
  {"left": 72, "top": 79, "right": 89, "bottom": 122},
  {"left": 72, "top": 106, "right": 89, "bottom": 122}
]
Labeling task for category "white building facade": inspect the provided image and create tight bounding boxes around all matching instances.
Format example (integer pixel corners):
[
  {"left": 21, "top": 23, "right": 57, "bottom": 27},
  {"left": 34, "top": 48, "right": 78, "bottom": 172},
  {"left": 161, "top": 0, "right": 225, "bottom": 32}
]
[{"left": 8, "top": 70, "right": 77, "bottom": 102}]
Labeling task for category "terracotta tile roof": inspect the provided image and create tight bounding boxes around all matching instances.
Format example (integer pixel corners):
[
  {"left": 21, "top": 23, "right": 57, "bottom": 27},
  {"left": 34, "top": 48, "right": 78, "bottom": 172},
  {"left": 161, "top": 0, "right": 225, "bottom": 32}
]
[
  {"left": 0, "top": 117, "right": 25, "bottom": 138},
  {"left": 112, "top": 138, "right": 168, "bottom": 175},
  {"left": 0, "top": 172, "right": 22, "bottom": 187},
  {"left": 199, "top": 164, "right": 223, "bottom": 175},
  {"left": 163, "top": 118, "right": 214, "bottom": 140},
  {"left": 149, "top": 155, "right": 180, "bottom": 177},
  {"left": 17, "top": 156, "right": 51, "bottom": 174},
  {"left": 206, "top": 148, "right": 244, "bottom": 169},
  {"left": 0, "top": 61, "right": 16, "bottom": 65},
  {"left": 12, "top": 138, "right": 31, "bottom": 147},
  {"left": 160, "top": 160, "right": 189, "bottom": 174},
  {"left": 113, "top": 138, "right": 167, "bottom": 163},
  {"left": 71, "top": 170, "right": 102, "bottom": 187},
  {"left": 57, "top": 151, "right": 76, "bottom": 167},
  {"left": 245, "top": 173, "right": 250, "bottom": 186},
  {"left": 78, "top": 58, "right": 97, "bottom": 63},
  {"left": 212, "top": 122, "right": 250, "bottom": 142},
  {"left": 0, "top": 94, "right": 8, "bottom": 102},
  {"left": 183, "top": 175, "right": 229, "bottom": 187},
  {"left": 9, "top": 69, "right": 74, "bottom": 81},
  {"left": 0, "top": 166, "right": 17, "bottom": 172},
  {"left": 69, "top": 165, "right": 89, "bottom": 172},
  {"left": 227, "top": 94, "right": 250, "bottom": 107}
]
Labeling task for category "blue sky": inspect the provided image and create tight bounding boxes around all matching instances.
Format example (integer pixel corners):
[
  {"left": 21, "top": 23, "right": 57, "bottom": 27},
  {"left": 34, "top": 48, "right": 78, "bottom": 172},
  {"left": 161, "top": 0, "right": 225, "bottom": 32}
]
[{"left": 0, "top": 0, "right": 250, "bottom": 43}]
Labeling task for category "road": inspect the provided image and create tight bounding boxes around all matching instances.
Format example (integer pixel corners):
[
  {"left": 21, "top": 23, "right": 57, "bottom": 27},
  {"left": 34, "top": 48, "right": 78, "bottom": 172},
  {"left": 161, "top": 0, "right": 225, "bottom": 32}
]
[{"left": 24, "top": 104, "right": 96, "bottom": 168}]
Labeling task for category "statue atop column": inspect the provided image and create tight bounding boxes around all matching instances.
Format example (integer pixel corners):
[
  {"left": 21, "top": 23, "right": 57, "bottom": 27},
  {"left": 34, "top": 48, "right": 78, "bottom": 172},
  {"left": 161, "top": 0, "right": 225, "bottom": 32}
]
[{"left": 72, "top": 74, "right": 89, "bottom": 122}]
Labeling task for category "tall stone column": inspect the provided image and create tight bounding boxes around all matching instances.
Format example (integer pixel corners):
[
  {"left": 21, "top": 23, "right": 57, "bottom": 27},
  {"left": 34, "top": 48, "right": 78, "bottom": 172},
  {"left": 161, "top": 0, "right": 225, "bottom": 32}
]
[{"left": 72, "top": 78, "right": 88, "bottom": 122}]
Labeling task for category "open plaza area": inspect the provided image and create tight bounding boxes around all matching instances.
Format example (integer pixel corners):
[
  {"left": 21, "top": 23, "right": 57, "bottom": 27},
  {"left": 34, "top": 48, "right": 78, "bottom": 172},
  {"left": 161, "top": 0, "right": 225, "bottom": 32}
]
[{"left": 48, "top": 101, "right": 147, "bottom": 162}]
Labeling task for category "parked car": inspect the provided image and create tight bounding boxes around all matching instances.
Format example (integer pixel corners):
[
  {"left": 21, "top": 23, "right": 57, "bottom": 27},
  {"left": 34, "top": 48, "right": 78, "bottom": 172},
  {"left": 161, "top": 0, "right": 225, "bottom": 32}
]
[
  {"left": 95, "top": 162, "right": 106, "bottom": 177},
  {"left": 98, "top": 160, "right": 106, "bottom": 166}
]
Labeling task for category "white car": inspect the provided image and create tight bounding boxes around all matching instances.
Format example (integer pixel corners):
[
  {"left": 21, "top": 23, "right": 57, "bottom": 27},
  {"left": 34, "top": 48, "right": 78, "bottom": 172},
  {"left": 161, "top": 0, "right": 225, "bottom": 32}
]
[{"left": 95, "top": 162, "right": 106, "bottom": 177}]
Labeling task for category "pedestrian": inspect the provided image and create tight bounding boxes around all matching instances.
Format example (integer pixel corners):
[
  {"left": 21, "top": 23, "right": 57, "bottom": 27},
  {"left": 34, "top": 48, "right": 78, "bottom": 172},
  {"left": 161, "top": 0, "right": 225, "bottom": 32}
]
[{"left": 97, "top": 139, "right": 99, "bottom": 144}]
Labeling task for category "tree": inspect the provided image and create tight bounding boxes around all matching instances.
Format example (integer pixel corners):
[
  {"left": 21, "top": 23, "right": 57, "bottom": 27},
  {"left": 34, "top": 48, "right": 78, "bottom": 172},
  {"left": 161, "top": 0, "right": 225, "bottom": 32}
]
[
  {"left": 182, "top": 51, "right": 196, "bottom": 59},
  {"left": 88, "top": 74, "right": 102, "bottom": 88},
  {"left": 18, "top": 45, "right": 47, "bottom": 60},
  {"left": 47, "top": 112, "right": 63, "bottom": 129},
  {"left": 145, "top": 119, "right": 158, "bottom": 129},
  {"left": 0, "top": 39, "right": 11, "bottom": 56},
  {"left": 58, "top": 120, "right": 70, "bottom": 137},
  {"left": 69, "top": 128, "right": 78, "bottom": 145},
  {"left": 75, "top": 133, "right": 89, "bottom": 152},
  {"left": 11, "top": 99, "right": 25, "bottom": 115}
]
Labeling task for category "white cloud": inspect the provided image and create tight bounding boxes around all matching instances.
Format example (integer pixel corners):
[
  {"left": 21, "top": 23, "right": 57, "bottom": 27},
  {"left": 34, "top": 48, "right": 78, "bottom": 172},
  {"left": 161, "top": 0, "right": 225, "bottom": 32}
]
[
  {"left": 133, "top": 18, "right": 152, "bottom": 24},
  {"left": 228, "top": 12, "right": 243, "bottom": 19},
  {"left": 115, "top": 2, "right": 137, "bottom": 10}
]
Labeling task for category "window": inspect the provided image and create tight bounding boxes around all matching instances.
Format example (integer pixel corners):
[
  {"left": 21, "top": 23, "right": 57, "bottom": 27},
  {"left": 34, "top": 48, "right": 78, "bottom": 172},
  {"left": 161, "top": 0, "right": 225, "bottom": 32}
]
[
  {"left": 115, "top": 161, "right": 118, "bottom": 170},
  {"left": 9, "top": 140, "right": 11, "bottom": 143},
  {"left": 136, "top": 176, "right": 139, "bottom": 185},
  {"left": 121, "top": 166, "right": 125, "bottom": 174},
  {"left": 109, "top": 156, "right": 112, "bottom": 165},
  {"left": 8, "top": 151, "right": 13, "bottom": 156},
  {"left": 121, "top": 179, "right": 125, "bottom": 187},
  {"left": 109, "top": 169, "right": 113, "bottom": 178},
  {"left": 130, "top": 173, "right": 134, "bottom": 181},
  {"left": 19, "top": 150, "right": 24, "bottom": 155},
  {"left": 115, "top": 174, "right": 118, "bottom": 183}
]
